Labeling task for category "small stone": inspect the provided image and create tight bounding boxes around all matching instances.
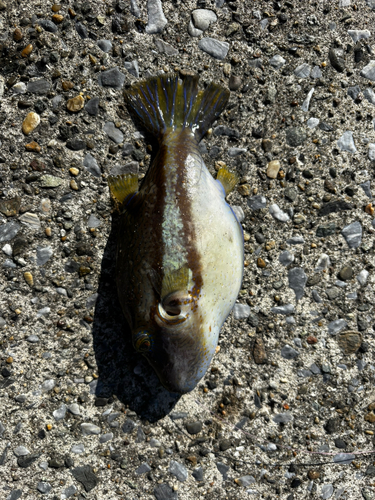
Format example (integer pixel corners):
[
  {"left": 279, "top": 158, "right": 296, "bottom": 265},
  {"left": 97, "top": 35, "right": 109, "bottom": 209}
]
[
  {"left": 329, "top": 47, "right": 346, "bottom": 72},
  {"left": 198, "top": 38, "right": 229, "bottom": 60},
  {"left": 328, "top": 319, "right": 347, "bottom": 335},
  {"left": 154, "top": 484, "right": 178, "bottom": 500},
  {"left": 294, "top": 63, "right": 311, "bottom": 78},
  {"left": 145, "top": 0, "right": 167, "bottom": 34},
  {"left": 273, "top": 412, "right": 293, "bottom": 424},
  {"left": 228, "top": 147, "right": 246, "bottom": 157},
  {"left": 301, "top": 87, "right": 314, "bottom": 112},
  {"left": 279, "top": 251, "right": 294, "bottom": 266},
  {"left": 13, "top": 28, "right": 23, "bottom": 41},
  {"left": 257, "top": 257, "right": 266, "bottom": 268},
  {"left": 18, "top": 453, "right": 41, "bottom": 468},
  {"left": 61, "top": 485, "right": 77, "bottom": 499},
  {"left": 39, "top": 175, "right": 63, "bottom": 188},
  {"left": 307, "top": 117, "right": 319, "bottom": 128},
  {"left": 53, "top": 404, "right": 67, "bottom": 421},
  {"left": 321, "top": 484, "right": 334, "bottom": 499},
  {"left": 27, "top": 79, "right": 50, "bottom": 94},
  {"left": 14, "top": 446, "right": 30, "bottom": 457},
  {"left": 0, "top": 222, "right": 20, "bottom": 243},
  {"left": 18, "top": 212, "right": 41, "bottom": 230},
  {"left": 337, "top": 331, "right": 362, "bottom": 354},
  {"left": 281, "top": 345, "right": 299, "bottom": 360},
  {"left": 233, "top": 303, "right": 251, "bottom": 320},
  {"left": 364, "top": 88, "right": 375, "bottom": 105},
  {"left": 169, "top": 460, "right": 188, "bottom": 482},
  {"left": 269, "top": 204, "right": 289, "bottom": 222},
  {"left": 98, "top": 67, "right": 125, "bottom": 89},
  {"left": 333, "top": 453, "right": 355, "bottom": 465},
  {"left": 269, "top": 55, "right": 285, "bottom": 69},
  {"left": 21, "top": 44, "right": 33, "bottom": 57},
  {"left": 68, "top": 403, "right": 80, "bottom": 415},
  {"left": 85, "top": 97, "right": 99, "bottom": 116},
  {"left": 99, "top": 433, "right": 113, "bottom": 443},
  {"left": 192, "top": 467, "right": 204, "bottom": 482},
  {"left": 124, "top": 60, "right": 139, "bottom": 78},
  {"left": 337, "top": 131, "right": 357, "bottom": 153},
  {"left": 81, "top": 423, "right": 100, "bottom": 435},
  {"left": 136, "top": 463, "right": 152, "bottom": 475},
  {"left": 66, "top": 137, "right": 86, "bottom": 151},
  {"left": 339, "top": 266, "right": 353, "bottom": 281},
  {"left": 266, "top": 160, "right": 280, "bottom": 179},
  {"left": 67, "top": 95, "right": 84, "bottom": 112},
  {"left": 360, "top": 60, "right": 375, "bottom": 81},
  {"left": 71, "top": 465, "right": 99, "bottom": 492},
  {"left": 341, "top": 221, "right": 362, "bottom": 248},
  {"left": 38, "top": 19, "right": 57, "bottom": 33},
  {"left": 42, "top": 379, "right": 55, "bottom": 392},
  {"left": 22, "top": 111, "right": 40, "bottom": 135},
  {"left": 235, "top": 475, "right": 256, "bottom": 487},
  {"left": 252, "top": 338, "right": 267, "bottom": 364},
  {"left": 71, "top": 444, "right": 85, "bottom": 454},
  {"left": 122, "top": 418, "right": 136, "bottom": 434},
  {"left": 271, "top": 304, "right": 294, "bottom": 315},
  {"left": 192, "top": 9, "right": 217, "bottom": 31},
  {"left": 75, "top": 22, "right": 88, "bottom": 39},
  {"left": 186, "top": 421, "right": 202, "bottom": 435},
  {"left": 318, "top": 200, "right": 352, "bottom": 217},
  {"left": 229, "top": 75, "right": 242, "bottom": 91},
  {"left": 52, "top": 13, "right": 63, "bottom": 23},
  {"left": 37, "top": 482, "right": 52, "bottom": 494},
  {"left": 97, "top": 40, "right": 112, "bottom": 53},
  {"left": 26, "top": 335, "right": 39, "bottom": 343},
  {"left": 154, "top": 38, "right": 178, "bottom": 56},
  {"left": 216, "top": 462, "right": 229, "bottom": 480},
  {"left": 103, "top": 122, "right": 124, "bottom": 144},
  {"left": 286, "top": 127, "right": 306, "bottom": 147},
  {"left": 288, "top": 267, "right": 307, "bottom": 301},
  {"left": 83, "top": 153, "right": 101, "bottom": 177},
  {"left": 36, "top": 246, "right": 53, "bottom": 266}
]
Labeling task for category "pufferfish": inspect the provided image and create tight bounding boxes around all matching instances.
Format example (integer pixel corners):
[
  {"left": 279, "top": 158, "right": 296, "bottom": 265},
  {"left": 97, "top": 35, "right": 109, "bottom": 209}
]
[{"left": 108, "top": 73, "right": 244, "bottom": 394}]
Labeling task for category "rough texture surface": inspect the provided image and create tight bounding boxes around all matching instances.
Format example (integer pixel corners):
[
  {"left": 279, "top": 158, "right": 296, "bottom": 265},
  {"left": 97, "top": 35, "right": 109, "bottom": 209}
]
[{"left": 0, "top": 1, "right": 375, "bottom": 499}]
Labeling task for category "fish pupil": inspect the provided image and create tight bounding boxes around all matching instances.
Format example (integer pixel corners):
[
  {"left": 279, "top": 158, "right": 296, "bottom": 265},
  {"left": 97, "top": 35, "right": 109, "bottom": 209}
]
[{"left": 162, "top": 298, "right": 181, "bottom": 317}]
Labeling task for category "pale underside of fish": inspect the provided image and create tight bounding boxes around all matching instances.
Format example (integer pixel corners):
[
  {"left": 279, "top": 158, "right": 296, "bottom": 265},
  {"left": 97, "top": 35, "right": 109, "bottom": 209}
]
[{"left": 108, "top": 73, "right": 244, "bottom": 394}]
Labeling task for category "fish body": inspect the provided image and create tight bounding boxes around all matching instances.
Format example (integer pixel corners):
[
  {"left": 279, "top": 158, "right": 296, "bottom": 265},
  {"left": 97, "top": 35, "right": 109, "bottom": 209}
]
[{"left": 109, "top": 74, "right": 243, "bottom": 394}]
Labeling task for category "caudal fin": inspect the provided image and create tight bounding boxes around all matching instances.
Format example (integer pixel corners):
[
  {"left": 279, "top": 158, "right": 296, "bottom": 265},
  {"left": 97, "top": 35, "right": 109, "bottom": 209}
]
[{"left": 124, "top": 73, "right": 230, "bottom": 142}]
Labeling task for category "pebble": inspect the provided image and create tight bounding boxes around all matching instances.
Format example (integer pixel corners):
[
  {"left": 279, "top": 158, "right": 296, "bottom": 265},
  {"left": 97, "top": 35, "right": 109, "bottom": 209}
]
[
  {"left": 198, "top": 38, "right": 229, "bottom": 60},
  {"left": 87, "top": 214, "right": 101, "bottom": 228},
  {"left": 337, "top": 331, "right": 362, "bottom": 354},
  {"left": 12, "top": 82, "right": 26, "bottom": 94},
  {"left": 14, "top": 446, "right": 30, "bottom": 457},
  {"left": 98, "top": 67, "right": 125, "bottom": 89},
  {"left": 273, "top": 412, "right": 293, "bottom": 424},
  {"left": 124, "top": 60, "right": 139, "bottom": 78},
  {"left": 85, "top": 97, "right": 99, "bottom": 116},
  {"left": 216, "top": 462, "right": 229, "bottom": 480},
  {"left": 232, "top": 206, "right": 245, "bottom": 223},
  {"left": 53, "top": 404, "right": 67, "bottom": 422},
  {"left": 37, "top": 482, "right": 52, "bottom": 494},
  {"left": 269, "top": 55, "right": 285, "bottom": 69},
  {"left": 68, "top": 403, "right": 80, "bottom": 416},
  {"left": 357, "top": 269, "right": 369, "bottom": 286},
  {"left": 279, "top": 251, "right": 294, "bottom": 266},
  {"left": 0, "top": 222, "right": 20, "bottom": 242},
  {"left": 294, "top": 63, "right": 311, "bottom": 78},
  {"left": 228, "top": 147, "right": 246, "bottom": 156},
  {"left": 307, "top": 117, "right": 319, "bottom": 128},
  {"left": 192, "top": 467, "right": 204, "bottom": 482},
  {"left": 281, "top": 345, "right": 299, "bottom": 359},
  {"left": 103, "top": 122, "right": 124, "bottom": 143},
  {"left": 360, "top": 60, "right": 375, "bottom": 81},
  {"left": 341, "top": 221, "right": 362, "bottom": 248},
  {"left": 321, "top": 484, "right": 334, "bottom": 499},
  {"left": 97, "top": 40, "right": 112, "bottom": 53},
  {"left": 169, "top": 460, "right": 188, "bottom": 482},
  {"left": 329, "top": 47, "right": 345, "bottom": 73},
  {"left": 328, "top": 319, "right": 347, "bottom": 335},
  {"left": 83, "top": 153, "right": 101, "bottom": 177},
  {"left": 252, "top": 338, "right": 267, "bottom": 364},
  {"left": 38, "top": 19, "right": 57, "bottom": 33},
  {"left": 99, "top": 433, "right": 113, "bottom": 443},
  {"left": 236, "top": 475, "right": 256, "bottom": 486},
  {"left": 288, "top": 267, "right": 307, "bottom": 300},
  {"left": 191, "top": 9, "right": 217, "bottom": 31},
  {"left": 266, "top": 160, "right": 280, "bottom": 179},
  {"left": 360, "top": 180, "right": 372, "bottom": 198},
  {"left": 186, "top": 421, "right": 202, "bottom": 435},
  {"left": 26, "top": 335, "right": 39, "bottom": 343},
  {"left": 61, "top": 485, "right": 77, "bottom": 499},
  {"left": 154, "top": 38, "right": 178, "bottom": 56},
  {"left": 75, "top": 22, "right": 88, "bottom": 39},
  {"left": 136, "top": 462, "right": 152, "bottom": 474},
  {"left": 269, "top": 204, "right": 290, "bottom": 222},
  {"left": 130, "top": 0, "right": 141, "bottom": 17},
  {"left": 337, "top": 131, "right": 357, "bottom": 153},
  {"left": 364, "top": 88, "right": 375, "bottom": 105},
  {"left": 71, "top": 444, "right": 85, "bottom": 454},
  {"left": 39, "top": 175, "right": 63, "bottom": 188},
  {"left": 27, "top": 79, "right": 50, "bottom": 94},
  {"left": 122, "top": 418, "right": 136, "bottom": 434},
  {"left": 348, "top": 85, "right": 361, "bottom": 100},
  {"left": 315, "top": 253, "right": 330, "bottom": 272},
  {"left": 71, "top": 465, "right": 99, "bottom": 492},
  {"left": 145, "top": 0, "right": 167, "bottom": 34},
  {"left": 301, "top": 88, "right": 314, "bottom": 112},
  {"left": 369, "top": 144, "right": 375, "bottom": 161},
  {"left": 154, "top": 484, "right": 178, "bottom": 500},
  {"left": 41, "top": 379, "right": 55, "bottom": 392},
  {"left": 311, "top": 66, "right": 322, "bottom": 78},
  {"left": 233, "top": 303, "right": 251, "bottom": 320},
  {"left": 188, "top": 19, "right": 202, "bottom": 37},
  {"left": 36, "top": 246, "right": 53, "bottom": 266},
  {"left": 271, "top": 304, "right": 294, "bottom": 315},
  {"left": 22, "top": 111, "right": 40, "bottom": 135},
  {"left": 19, "top": 212, "right": 41, "bottom": 230},
  {"left": 67, "top": 95, "right": 84, "bottom": 112},
  {"left": 285, "top": 127, "right": 306, "bottom": 147},
  {"left": 81, "top": 423, "right": 100, "bottom": 435},
  {"left": 287, "top": 236, "right": 304, "bottom": 245}
]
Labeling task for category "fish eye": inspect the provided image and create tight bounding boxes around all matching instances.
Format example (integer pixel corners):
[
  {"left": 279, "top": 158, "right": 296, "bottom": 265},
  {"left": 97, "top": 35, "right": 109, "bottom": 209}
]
[{"left": 133, "top": 330, "right": 153, "bottom": 353}]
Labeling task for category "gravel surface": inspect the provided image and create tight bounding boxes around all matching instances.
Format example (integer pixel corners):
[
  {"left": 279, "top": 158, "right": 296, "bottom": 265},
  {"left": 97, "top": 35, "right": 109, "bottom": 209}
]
[{"left": 1, "top": 0, "right": 375, "bottom": 499}]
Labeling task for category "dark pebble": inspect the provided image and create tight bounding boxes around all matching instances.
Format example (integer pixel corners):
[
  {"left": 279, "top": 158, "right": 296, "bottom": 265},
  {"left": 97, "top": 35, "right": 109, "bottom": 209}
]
[
  {"left": 338, "top": 266, "right": 354, "bottom": 281},
  {"left": 17, "top": 453, "right": 41, "bottom": 468},
  {"left": 66, "top": 137, "right": 86, "bottom": 151},
  {"left": 122, "top": 418, "right": 136, "bottom": 434},
  {"left": 186, "top": 421, "right": 202, "bottom": 435},
  {"left": 192, "top": 466, "right": 204, "bottom": 481},
  {"left": 334, "top": 438, "right": 347, "bottom": 449},
  {"left": 325, "top": 418, "right": 340, "bottom": 434},
  {"left": 216, "top": 461, "right": 229, "bottom": 480},
  {"left": 290, "top": 477, "right": 302, "bottom": 488},
  {"left": 154, "top": 483, "right": 178, "bottom": 500},
  {"left": 219, "top": 439, "right": 231, "bottom": 451},
  {"left": 38, "top": 19, "right": 58, "bottom": 33},
  {"left": 318, "top": 200, "right": 352, "bottom": 217},
  {"left": 85, "top": 97, "right": 99, "bottom": 116},
  {"left": 71, "top": 465, "right": 99, "bottom": 492},
  {"left": 75, "top": 22, "right": 88, "bottom": 39}
]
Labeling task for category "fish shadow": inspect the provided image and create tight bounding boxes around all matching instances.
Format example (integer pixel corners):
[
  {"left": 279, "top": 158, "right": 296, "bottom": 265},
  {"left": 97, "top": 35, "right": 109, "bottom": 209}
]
[{"left": 91, "top": 216, "right": 180, "bottom": 422}]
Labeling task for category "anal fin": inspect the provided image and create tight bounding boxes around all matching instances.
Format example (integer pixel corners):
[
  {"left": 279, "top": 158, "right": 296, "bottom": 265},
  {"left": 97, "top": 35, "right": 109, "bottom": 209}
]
[
  {"left": 108, "top": 173, "right": 138, "bottom": 209},
  {"left": 217, "top": 165, "right": 239, "bottom": 196}
]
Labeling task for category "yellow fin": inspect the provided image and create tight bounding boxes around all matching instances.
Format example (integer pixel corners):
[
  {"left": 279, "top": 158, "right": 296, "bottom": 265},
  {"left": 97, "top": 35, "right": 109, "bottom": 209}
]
[
  {"left": 108, "top": 174, "right": 138, "bottom": 206},
  {"left": 217, "top": 166, "right": 239, "bottom": 196},
  {"left": 161, "top": 266, "right": 190, "bottom": 299}
]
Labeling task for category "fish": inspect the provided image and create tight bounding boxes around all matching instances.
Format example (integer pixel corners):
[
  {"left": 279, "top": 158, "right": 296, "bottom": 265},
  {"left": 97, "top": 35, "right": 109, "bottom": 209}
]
[{"left": 108, "top": 73, "right": 244, "bottom": 394}]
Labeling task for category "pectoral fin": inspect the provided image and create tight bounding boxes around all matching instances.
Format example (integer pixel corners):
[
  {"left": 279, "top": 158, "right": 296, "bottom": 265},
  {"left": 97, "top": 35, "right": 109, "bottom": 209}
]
[
  {"left": 161, "top": 266, "right": 190, "bottom": 299},
  {"left": 108, "top": 173, "right": 138, "bottom": 210},
  {"left": 217, "top": 165, "right": 239, "bottom": 196}
]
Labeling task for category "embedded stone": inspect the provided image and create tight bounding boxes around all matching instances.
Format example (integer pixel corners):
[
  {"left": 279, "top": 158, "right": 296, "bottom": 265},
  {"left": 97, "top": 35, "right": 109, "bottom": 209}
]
[{"left": 67, "top": 95, "right": 84, "bottom": 112}]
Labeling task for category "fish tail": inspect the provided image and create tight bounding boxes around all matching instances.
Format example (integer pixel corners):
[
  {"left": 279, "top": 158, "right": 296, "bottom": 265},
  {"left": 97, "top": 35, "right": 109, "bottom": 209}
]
[{"left": 124, "top": 73, "right": 230, "bottom": 141}]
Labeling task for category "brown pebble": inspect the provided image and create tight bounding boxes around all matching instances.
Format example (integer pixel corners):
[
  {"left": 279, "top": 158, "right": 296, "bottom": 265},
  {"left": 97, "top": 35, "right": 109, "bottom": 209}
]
[
  {"left": 23, "top": 272, "right": 34, "bottom": 286},
  {"left": 257, "top": 257, "right": 266, "bottom": 268},
  {"left": 308, "top": 470, "right": 320, "bottom": 480},
  {"left": 13, "top": 28, "right": 23, "bottom": 42},
  {"left": 68, "top": 7, "right": 76, "bottom": 17},
  {"left": 52, "top": 13, "right": 64, "bottom": 23},
  {"left": 45, "top": 227, "right": 52, "bottom": 237},
  {"left": 365, "top": 413, "right": 375, "bottom": 423},
  {"left": 306, "top": 336, "right": 317, "bottom": 344},
  {"left": 336, "top": 331, "right": 362, "bottom": 355},
  {"left": 266, "top": 160, "right": 281, "bottom": 179},
  {"left": 22, "top": 111, "right": 40, "bottom": 135},
  {"left": 70, "top": 179, "right": 79, "bottom": 191},
  {"left": 252, "top": 337, "right": 267, "bottom": 364},
  {"left": 237, "top": 184, "right": 250, "bottom": 196},
  {"left": 52, "top": 3, "right": 61, "bottom": 11},
  {"left": 67, "top": 95, "right": 84, "bottom": 112},
  {"left": 6, "top": 356, "right": 13, "bottom": 364},
  {"left": 25, "top": 141, "right": 41, "bottom": 152},
  {"left": 62, "top": 80, "right": 74, "bottom": 91},
  {"left": 368, "top": 402, "right": 375, "bottom": 411},
  {"left": 21, "top": 44, "right": 33, "bottom": 57}
]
